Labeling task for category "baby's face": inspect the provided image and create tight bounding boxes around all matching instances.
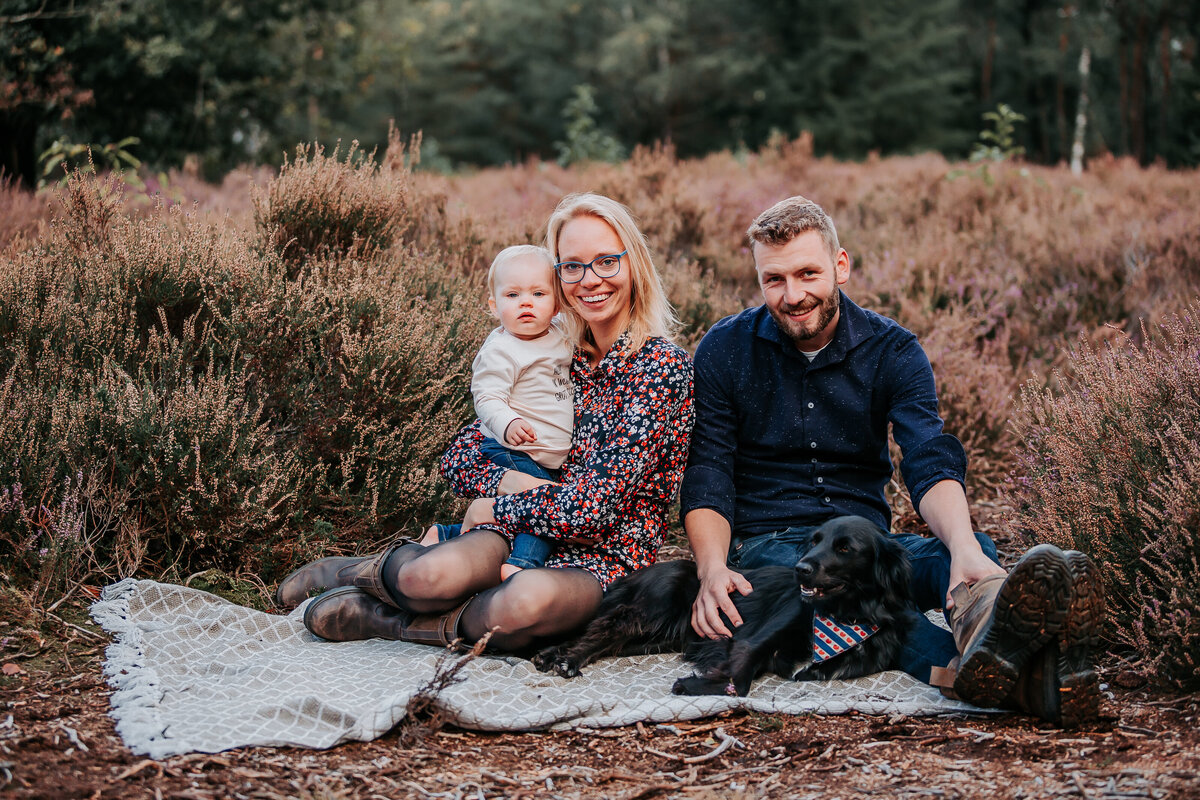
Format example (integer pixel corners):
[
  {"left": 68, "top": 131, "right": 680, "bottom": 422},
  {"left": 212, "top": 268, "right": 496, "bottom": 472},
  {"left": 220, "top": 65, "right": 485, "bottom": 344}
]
[{"left": 489, "top": 256, "right": 559, "bottom": 340}]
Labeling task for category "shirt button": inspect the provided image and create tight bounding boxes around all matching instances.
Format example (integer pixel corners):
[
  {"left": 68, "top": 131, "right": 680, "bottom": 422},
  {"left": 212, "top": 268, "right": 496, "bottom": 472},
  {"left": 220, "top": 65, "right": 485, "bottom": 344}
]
[
  {"left": 807, "top": 402, "right": 814, "bottom": 409},
  {"left": 817, "top": 477, "right": 824, "bottom": 484},
  {"left": 824, "top": 496, "right": 831, "bottom": 503},
  {"left": 810, "top": 442, "right": 817, "bottom": 448},
  {"left": 811, "top": 458, "right": 817, "bottom": 463}
]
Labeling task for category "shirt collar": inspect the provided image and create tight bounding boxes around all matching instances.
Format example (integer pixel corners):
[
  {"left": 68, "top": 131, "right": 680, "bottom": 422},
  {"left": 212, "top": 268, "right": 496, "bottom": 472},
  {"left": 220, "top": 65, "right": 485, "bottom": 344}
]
[
  {"left": 575, "top": 330, "right": 634, "bottom": 377},
  {"left": 753, "top": 291, "right": 872, "bottom": 365}
]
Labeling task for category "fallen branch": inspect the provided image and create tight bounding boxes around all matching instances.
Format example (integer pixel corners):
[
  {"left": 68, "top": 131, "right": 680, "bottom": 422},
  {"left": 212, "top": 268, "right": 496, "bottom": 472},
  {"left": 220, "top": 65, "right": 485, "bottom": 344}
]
[
  {"left": 52, "top": 722, "right": 88, "bottom": 752},
  {"left": 620, "top": 783, "right": 679, "bottom": 800},
  {"left": 1071, "top": 770, "right": 1095, "bottom": 799},
  {"left": 479, "top": 769, "right": 523, "bottom": 786},
  {"left": 396, "top": 629, "right": 494, "bottom": 747},
  {"left": 43, "top": 611, "right": 104, "bottom": 641},
  {"left": 673, "top": 718, "right": 737, "bottom": 737},
  {"left": 682, "top": 726, "right": 742, "bottom": 764},
  {"left": 110, "top": 759, "right": 161, "bottom": 782},
  {"left": 641, "top": 746, "right": 683, "bottom": 761}
]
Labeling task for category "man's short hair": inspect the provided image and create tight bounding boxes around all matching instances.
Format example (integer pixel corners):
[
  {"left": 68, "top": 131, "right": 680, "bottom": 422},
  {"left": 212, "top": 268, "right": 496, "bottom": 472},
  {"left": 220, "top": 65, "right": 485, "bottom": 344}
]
[{"left": 746, "top": 195, "right": 840, "bottom": 258}]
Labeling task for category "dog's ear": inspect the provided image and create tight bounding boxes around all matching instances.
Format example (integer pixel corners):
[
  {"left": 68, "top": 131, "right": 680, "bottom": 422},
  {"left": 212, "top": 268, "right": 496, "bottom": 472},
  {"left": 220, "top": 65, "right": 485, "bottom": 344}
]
[{"left": 873, "top": 535, "right": 914, "bottom": 608}]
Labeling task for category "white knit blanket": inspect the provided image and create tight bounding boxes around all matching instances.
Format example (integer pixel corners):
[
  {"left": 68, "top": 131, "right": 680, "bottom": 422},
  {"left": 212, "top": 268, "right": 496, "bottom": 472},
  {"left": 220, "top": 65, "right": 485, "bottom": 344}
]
[{"left": 90, "top": 579, "right": 983, "bottom": 757}]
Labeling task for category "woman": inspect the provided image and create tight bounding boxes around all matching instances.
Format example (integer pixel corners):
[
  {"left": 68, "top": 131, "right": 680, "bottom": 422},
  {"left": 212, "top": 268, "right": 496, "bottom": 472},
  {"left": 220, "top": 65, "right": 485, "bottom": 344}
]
[{"left": 277, "top": 193, "right": 695, "bottom": 652}]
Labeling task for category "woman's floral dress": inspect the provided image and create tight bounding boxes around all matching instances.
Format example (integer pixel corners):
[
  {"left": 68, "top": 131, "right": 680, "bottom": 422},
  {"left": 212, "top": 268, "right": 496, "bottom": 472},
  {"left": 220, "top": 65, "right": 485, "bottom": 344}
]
[{"left": 439, "top": 333, "right": 694, "bottom": 588}]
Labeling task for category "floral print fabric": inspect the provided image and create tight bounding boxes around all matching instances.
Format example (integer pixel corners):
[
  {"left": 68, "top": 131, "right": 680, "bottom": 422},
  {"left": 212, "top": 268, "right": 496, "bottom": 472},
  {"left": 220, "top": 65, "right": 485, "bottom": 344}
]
[{"left": 439, "top": 333, "right": 694, "bottom": 588}]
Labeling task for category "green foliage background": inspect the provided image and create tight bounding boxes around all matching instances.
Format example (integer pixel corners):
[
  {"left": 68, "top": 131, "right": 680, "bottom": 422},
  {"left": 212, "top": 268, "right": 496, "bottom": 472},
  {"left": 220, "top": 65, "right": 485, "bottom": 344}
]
[{"left": 3, "top": 0, "right": 1199, "bottom": 184}]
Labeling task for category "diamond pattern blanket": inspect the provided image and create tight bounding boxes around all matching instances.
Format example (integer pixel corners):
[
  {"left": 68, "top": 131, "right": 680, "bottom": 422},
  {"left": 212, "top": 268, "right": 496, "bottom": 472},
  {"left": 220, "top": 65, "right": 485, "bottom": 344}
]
[{"left": 90, "top": 578, "right": 984, "bottom": 757}]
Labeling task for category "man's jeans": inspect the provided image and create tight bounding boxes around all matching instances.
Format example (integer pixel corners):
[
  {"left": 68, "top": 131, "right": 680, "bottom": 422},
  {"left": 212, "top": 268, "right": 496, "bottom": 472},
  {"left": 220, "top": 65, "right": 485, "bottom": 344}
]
[{"left": 727, "top": 515, "right": 1000, "bottom": 683}]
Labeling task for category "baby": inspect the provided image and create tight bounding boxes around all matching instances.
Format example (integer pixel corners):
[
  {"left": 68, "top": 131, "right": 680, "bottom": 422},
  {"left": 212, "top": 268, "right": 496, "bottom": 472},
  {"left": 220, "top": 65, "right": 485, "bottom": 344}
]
[{"left": 421, "top": 245, "right": 573, "bottom": 579}]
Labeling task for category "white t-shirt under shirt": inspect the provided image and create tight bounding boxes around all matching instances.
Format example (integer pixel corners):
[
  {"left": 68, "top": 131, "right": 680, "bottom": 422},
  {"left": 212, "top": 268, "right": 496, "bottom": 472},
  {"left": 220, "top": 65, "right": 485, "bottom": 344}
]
[
  {"left": 472, "top": 325, "right": 574, "bottom": 469},
  {"left": 800, "top": 343, "right": 829, "bottom": 362}
]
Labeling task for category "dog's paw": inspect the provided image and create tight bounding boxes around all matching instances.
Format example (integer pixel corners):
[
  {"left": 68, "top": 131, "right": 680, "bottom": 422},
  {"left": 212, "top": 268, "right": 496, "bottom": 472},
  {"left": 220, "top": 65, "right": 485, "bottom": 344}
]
[
  {"left": 791, "top": 666, "right": 818, "bottom": 682},
  {"left": 530, "top": 647, "right": 563, "bottom": 673},
  {"left": 552, "top": 658, "right": 582, "bottom": 679},
  {"left": 672, "top": 675, "right": 737, "bottom": 696}
]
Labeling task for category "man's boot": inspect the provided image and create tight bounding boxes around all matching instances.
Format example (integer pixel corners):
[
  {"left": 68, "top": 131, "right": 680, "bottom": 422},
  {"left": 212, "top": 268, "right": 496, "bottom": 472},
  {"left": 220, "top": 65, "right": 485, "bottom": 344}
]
[
  {"left": 1004, "top": 643, "right": 1063, "bottom": 724},
  {"left": 302, "top": 586, "right": 473, "bottom": 649},
  {"left": 274, "top": 541, "right": 420, "bottom": 609},
  {"left": 1058, "top": 550, "right": 1104, "bottom": 728},
  {"left": 949, "top": 543, "right": 1074, "bottom": 708}
]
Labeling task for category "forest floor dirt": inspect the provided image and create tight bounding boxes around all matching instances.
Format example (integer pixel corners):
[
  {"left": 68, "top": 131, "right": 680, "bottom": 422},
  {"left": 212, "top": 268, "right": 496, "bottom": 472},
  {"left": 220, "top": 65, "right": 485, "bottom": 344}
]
[{"left": 4, "top": 512, "right": 1200, "bottom": 799}]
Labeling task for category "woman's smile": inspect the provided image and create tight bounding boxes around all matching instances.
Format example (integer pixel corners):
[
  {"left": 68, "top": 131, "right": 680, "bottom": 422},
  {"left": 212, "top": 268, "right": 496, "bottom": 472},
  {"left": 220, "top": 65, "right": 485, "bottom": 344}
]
[{"left": 556, "top": 214, "right": 632, "bottom": 351}]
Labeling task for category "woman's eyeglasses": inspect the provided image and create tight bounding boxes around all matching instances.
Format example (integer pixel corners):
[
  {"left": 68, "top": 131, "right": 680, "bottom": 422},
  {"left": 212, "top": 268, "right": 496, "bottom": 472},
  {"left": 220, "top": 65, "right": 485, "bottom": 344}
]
[{"left": 554, "top": 251, "right": 626, "bottom": 284}]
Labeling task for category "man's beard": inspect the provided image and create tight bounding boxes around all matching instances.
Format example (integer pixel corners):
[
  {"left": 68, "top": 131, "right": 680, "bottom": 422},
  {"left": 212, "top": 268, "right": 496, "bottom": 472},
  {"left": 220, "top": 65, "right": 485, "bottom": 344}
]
[{"left": 769, "top": 290, "right": 839, "bottom": 348}]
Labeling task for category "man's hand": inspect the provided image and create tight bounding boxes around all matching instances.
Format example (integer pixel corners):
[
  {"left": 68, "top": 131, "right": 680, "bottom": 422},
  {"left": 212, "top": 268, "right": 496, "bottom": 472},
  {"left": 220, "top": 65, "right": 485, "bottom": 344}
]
[
  {"left": 462, "top": 497, "right": 497, "bottom": 531},
  {"left": 691, "top": 565, "right": 753, "bottom": 639},
  {"left": 946, "top": 548, "right": 1006, "bottom": 609},
  {"left": 504, "top": 419, "right": 537, "bottom": 446}
]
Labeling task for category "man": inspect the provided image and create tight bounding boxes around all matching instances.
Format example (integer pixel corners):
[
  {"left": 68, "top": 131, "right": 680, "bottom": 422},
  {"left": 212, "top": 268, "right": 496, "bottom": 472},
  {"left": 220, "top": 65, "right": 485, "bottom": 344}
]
[{"left": 680, "top": 195, "right": 1103, "bottom": 727}]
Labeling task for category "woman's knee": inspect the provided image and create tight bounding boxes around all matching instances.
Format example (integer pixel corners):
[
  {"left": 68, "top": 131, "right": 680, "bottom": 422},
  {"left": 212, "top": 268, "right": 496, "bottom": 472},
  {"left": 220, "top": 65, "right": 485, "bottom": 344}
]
[
  {"left": 487, "top": 571, "right": 600, "bottom": 636},
  {"left": 396, "top": 534, "right": 506, "bottom": 601},
  {"left": 396, "top": 556, "right": 461, "bottom": 601},
  {"left": 486, "top": 578, "right": 558, "bottom": 633}
]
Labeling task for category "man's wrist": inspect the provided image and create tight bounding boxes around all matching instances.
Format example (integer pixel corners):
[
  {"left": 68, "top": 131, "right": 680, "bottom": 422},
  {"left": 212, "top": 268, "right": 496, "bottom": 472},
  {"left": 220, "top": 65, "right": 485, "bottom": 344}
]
[
  {"left": 693, "top": 551, "right": 730, "bottom": 580},
  {"left": 940, "top": 527, "right": 981, "bottom": 555}
]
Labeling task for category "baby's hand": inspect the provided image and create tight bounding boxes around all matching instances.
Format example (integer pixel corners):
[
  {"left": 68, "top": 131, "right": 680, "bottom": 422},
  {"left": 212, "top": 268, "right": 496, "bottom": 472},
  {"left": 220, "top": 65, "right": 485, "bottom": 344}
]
[
  {"left": 500, "top": 563, "right": 523, "bottom": 581},
  {"left": 504, "top": 419, "right": 537, "bottom": 446}
]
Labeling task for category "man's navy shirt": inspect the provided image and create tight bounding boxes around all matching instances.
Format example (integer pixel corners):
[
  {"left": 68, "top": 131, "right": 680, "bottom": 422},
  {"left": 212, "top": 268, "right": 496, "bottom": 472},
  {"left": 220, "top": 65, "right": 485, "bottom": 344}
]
[{"left": 679, "top": 291, "right": 967, "bottom": 537}]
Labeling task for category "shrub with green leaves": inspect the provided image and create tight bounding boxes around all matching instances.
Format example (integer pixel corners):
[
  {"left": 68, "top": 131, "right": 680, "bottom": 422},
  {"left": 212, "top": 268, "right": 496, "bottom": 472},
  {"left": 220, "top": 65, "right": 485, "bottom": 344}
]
[{"left": 1005, "top": 312, "right": 1200, "bottom": 690}]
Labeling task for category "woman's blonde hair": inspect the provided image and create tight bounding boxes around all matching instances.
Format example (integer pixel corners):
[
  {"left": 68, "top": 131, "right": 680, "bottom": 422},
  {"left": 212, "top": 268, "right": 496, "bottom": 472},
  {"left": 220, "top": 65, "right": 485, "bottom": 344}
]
[{"left": 545, "top": 193, "right": 678, "bottom": 358}]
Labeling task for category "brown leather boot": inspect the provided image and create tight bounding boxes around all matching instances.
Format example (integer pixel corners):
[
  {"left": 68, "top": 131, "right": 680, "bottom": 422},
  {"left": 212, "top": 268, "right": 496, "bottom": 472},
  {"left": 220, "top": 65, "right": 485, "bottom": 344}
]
[
  {"left": 303, "top": 586, "right": 474, "bottom": 649},
  {"left": 302, "top": 587, "right": 411, "bottom": 641},
  {"left": 950, "top": 543, "right": 1073, "bottom": 708},
  {"left": 275, "top": 541, "right": 419, "bottom": 609},
  {"left": 1004, "top": 643, "right": 1062, "bottom": 724},
  {"left": 1058, "top": 550, "right": 1104, "bottom": 728},
  {"left": 276, "top": 556, "right": 374, "bottom": 609},
  {"left": 393, "top": 599, "right": 476, "bottom": 648}
]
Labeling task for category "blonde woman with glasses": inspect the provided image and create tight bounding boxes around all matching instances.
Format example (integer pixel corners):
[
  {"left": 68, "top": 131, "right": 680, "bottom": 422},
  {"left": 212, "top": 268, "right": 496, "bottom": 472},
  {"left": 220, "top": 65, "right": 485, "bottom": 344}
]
[{"left": 276, "top": 193, "right": 695, "bottom": 653}]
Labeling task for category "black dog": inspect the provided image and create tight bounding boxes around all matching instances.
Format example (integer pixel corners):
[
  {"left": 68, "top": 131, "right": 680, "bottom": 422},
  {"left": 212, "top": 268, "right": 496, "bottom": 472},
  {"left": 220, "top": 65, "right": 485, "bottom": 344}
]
[{"left": 532, "top": 517, "right": 915, "bottom": 696}]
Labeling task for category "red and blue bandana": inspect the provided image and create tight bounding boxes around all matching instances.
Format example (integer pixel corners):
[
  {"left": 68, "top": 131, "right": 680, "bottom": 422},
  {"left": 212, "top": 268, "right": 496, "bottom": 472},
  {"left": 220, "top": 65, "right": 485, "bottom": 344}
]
[{"left": 811, "top": 614, "right": 880, "bottom": 662}]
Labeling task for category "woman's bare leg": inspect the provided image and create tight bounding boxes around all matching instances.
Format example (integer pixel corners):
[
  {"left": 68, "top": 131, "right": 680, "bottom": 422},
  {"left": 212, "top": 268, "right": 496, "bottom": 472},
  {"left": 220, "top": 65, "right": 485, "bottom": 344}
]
[
  {"left": 387, "top": 529, "right": 508, "bottom": 614},
  {"left": 418, "top": 526, "right": 439, "bottom": 546},
  {"left": 460, "top": 567, "right": 603, "bottom": 651}
]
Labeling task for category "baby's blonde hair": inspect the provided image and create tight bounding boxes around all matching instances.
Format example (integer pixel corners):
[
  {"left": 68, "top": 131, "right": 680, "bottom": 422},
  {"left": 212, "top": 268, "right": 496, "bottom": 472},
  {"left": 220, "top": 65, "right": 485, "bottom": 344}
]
[{"left": 486, "top": 244, "right": 555, "bottom": 297}]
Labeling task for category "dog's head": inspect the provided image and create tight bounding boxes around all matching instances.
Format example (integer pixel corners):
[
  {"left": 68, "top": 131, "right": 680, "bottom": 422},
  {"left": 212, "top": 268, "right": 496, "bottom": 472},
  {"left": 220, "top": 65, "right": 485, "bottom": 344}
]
[{"left": 794, "top": 517, "right": 913, "bottom": 618}]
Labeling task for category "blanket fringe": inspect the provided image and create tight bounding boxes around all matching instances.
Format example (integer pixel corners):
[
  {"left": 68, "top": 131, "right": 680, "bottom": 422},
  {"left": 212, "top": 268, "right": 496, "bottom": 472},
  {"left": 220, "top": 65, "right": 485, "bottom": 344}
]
[{"left": 90, "top": 579, "right": 179, "bottom": 758}]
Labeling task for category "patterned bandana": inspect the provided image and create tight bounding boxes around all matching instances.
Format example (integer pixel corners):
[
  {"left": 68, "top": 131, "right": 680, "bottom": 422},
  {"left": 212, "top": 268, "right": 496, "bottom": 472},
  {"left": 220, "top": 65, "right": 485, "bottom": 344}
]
[{"left": 811, "top": 614, "right": 880, "bottom": 663}]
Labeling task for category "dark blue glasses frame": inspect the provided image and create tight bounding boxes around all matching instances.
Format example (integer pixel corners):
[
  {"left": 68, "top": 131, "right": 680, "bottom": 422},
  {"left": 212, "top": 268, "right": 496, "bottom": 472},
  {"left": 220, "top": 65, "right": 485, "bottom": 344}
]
[{"left": 554, "top": 250, "right": 627, "bottom": 283}]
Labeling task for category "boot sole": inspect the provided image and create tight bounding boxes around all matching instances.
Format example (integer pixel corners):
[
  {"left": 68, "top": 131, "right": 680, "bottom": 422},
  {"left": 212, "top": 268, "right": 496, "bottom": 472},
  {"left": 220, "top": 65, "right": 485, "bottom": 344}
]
[
  {"left": 1059, "top": 551, "right": 1104, "bottom": 728},
  {"left": 954, "top": 545, "right": 1073, "bottom": 708}
]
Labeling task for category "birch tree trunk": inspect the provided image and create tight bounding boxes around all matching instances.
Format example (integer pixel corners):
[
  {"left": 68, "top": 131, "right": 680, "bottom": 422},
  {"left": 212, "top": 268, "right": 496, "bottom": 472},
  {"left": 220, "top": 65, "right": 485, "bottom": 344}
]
[{"left": 1071, "top": 46, "right": 1091, "bottom": 176}]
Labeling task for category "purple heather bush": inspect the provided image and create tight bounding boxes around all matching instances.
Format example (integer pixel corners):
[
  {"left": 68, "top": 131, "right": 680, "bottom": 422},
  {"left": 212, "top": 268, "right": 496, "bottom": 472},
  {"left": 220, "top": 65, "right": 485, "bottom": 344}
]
[{"left": 1005, "top": 312, "right": 1200, "bottom": 690}]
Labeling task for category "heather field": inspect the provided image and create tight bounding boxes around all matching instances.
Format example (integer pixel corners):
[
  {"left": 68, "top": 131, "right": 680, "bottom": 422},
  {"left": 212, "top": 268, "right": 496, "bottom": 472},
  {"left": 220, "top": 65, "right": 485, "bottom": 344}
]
[
  {"left": 2, "top": 138, "right": 1200, "bottom": 798},
  {"left": 3, "top": 136, "right": 1199, "bottom": 683}
]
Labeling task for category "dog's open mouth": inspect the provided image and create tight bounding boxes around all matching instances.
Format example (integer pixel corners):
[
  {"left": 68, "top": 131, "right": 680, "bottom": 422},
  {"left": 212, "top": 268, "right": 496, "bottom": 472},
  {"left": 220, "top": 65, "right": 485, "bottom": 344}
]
[{"left": 800, "top": 581, "right": 847, "bottom": 599}]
